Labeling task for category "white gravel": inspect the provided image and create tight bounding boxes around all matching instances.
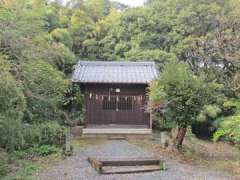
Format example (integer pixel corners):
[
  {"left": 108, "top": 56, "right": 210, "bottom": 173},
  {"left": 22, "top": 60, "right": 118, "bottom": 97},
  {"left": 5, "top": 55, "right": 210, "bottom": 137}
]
[{"left": 36, "top": 140, "right": 239, "bottom": 180}]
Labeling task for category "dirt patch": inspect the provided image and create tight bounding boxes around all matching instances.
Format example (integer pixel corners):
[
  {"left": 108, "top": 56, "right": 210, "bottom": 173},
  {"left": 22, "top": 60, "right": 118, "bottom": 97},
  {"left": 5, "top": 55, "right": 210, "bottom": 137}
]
[
  {"left": 129, "top": 132, "right": 240, "bottom": 177},
  {"left": 184, "top": 136, "right": 240, "bottom": 176}
]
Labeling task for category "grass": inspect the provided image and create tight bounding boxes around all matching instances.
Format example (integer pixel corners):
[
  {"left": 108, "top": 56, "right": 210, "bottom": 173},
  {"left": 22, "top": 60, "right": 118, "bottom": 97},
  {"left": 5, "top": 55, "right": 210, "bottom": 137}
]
[
  {"left": 71, "top": 136, "right": 106, "bottom": 150},
  {"left": 2, "top": 149, "right": 63, "bottom": 180},
  {"left": 2, "top": 137, "right": 107, "bottom": 180}
]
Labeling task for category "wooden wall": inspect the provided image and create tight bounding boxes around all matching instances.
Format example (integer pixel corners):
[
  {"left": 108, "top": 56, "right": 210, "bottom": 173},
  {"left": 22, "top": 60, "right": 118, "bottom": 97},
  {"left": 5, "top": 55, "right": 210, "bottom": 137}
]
[{"left": 79, "top": 83, "right": 151, "bottom": 128}]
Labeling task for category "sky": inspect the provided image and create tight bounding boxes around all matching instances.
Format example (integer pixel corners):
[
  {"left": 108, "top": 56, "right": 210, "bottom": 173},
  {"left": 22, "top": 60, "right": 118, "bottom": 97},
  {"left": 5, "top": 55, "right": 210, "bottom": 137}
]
[
  {"left": 111, "top": 0, "right": 146, "bottom": 7},
  {"left": 60, "top": 0, "right": 147, "bottom": 7}
]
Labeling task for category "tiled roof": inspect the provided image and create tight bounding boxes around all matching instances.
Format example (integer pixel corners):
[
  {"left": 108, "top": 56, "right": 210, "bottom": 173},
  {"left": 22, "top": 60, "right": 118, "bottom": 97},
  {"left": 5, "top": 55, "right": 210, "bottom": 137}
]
[{"left": 71, "top": 61, "right": 159, "bottom": 84}]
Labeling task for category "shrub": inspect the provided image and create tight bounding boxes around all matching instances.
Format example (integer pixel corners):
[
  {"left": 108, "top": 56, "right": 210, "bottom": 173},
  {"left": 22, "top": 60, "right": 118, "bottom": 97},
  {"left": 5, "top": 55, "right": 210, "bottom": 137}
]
[
  {"left": 22, "top": 122, "right": 66, "bottom": 149},
  {"left": 62, "top": 84, "right": 84, "bottom": 126},
  {"left": 28, "top": 145, "right": 59, "bottom": 156},
  {"left": 152, "top": 111, "right": 175, "bottom": 131},
  {"left": 213, "top": 100, "right": 240, "bottom": 144},
  {"left": 22, "top": 60, "right": 68, "bottom": 124},
  {"left": 0, "top": 56, "right": 26, "bottom": 151},
  {"left": 39, "top": 122, "right": 66, "bottom": 146},
  {"left": 48, "top": 43, "right": 76, "bottom": 74},
  {"left": 222, "top": 100, "right": 237, "bottom": 115},
  {"left": 0, "top": 149, "right": 10, "bottom": 178},
  {"left": 197, "top": 105, "right": 222, "bottom": 122},
  {"left": 51, "top": 28, "right": 73, "bottom": 49},
  {"left": 193, "top": 105, "right": 222, "bottom": 138},
  {"left": 213, "top": 115, "right": 240, "bottom": 144}
]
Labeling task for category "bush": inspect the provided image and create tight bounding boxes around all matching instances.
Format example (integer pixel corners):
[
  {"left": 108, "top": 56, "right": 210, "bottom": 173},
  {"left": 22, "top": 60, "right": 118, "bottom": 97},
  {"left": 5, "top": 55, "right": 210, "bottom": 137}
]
[
  {"left": 48, "top": 43, "right": 76, "bottom": 74},
  {"left": 152, "top": 111, "right": 175, "bottom": 131},
  {"left": 22, "top": 60, "right": 68, "bottom": 124},
  {"left": 193, "top": 105, "right": 222, "bottom": 138},
  {"left": 51, "top": 28, "right": 73, "bottom": 49},
  {"left": 213, "top": 100, "right": 240, "bottom": 144},
  {"left": 28, "top": 145, "right": 59, "bottom": 156},
  {"left": 39, "top": 122, "right": 66, "bottom": 146},
  {"left": 62, "top": 84, "right": 84, "bottom": 126},
  {"left": 0, "top": 56, "right": 26, "bottom": 151},
  {"left": 0, "top": 149, "right": 10, "bottom": 178},
  {"left": 22, "top": 122, "right": 66, "bottom": 149},
  {"left": 213, "top": 115, "right": 240, "bottom": 144},
  {"left": 222, "top": 100, "right": 237, "bottom": 116}
]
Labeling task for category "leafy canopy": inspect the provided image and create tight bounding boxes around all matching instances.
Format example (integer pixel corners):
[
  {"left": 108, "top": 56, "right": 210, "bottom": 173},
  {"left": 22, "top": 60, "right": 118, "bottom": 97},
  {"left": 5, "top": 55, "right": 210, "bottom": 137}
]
[{"left": 150, "top": 61, "right": 223, "bottom": 128}]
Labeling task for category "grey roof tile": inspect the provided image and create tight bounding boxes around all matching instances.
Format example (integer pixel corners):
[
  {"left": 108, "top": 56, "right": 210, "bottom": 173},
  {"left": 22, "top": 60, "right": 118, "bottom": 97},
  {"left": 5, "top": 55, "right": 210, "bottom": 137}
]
[{"left": 71, "top": 61, "right": 159, "bottom": 84}]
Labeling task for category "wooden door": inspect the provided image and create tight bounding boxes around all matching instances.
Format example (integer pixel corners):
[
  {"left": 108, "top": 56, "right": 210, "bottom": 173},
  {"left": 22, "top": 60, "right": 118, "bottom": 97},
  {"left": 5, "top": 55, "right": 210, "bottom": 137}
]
[{"left": 86, "top": 94, "right": 147, "bottom": 125}]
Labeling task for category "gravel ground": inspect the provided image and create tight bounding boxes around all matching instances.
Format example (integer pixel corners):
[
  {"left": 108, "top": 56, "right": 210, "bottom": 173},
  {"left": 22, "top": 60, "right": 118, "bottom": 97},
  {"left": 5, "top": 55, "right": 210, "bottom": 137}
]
[{"left": 36, "top": 140, "right": 239, "bottom": 180}]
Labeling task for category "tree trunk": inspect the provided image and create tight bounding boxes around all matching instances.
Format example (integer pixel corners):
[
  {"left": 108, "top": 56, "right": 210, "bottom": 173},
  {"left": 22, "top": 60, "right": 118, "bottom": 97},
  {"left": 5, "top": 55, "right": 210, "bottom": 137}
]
[{"left": 175, "top": 127, "right": 187, "bottom": 149}]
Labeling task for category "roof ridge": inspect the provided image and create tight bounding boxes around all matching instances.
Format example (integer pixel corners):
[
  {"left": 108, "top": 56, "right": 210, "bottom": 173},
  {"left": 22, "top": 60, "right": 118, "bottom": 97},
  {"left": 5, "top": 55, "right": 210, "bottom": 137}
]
[{"left": 78, "top": 61, "right": 155, "bottom": 66}]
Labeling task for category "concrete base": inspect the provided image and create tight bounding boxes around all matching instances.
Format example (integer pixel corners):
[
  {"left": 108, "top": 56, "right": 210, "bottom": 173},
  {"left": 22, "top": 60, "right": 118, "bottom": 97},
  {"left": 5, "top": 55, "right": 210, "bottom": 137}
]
[{"left": 83, "top": 128, "right": 152, "bottom": 135}]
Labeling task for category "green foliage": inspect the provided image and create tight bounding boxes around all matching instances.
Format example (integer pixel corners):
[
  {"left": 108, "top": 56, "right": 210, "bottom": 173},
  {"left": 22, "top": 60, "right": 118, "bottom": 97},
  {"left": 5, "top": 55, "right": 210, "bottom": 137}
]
[
  {"left": 44, "top": 5, "right": 60, "bottom": 31},
  {"left": 0, "top": 149, "right": 10, "bottom": 178},
  {"left": 0, "top": 6, "right": 15, "bottom": 22},
  {"left": 197, "top": 105, "right": 222, "bottom": 122},
  {"left": 0, "top": 56, "right": 26, "bottom": 151},
  {"left": 28, "top": 145, "right": 59, "bottom": 157},
  {"left": 150, "top": 61, "right": 223, "bottom": 129},
  {"left": 222, "top": 100, "right": 238, "bottom": 115},
  {"left": 125, "top": 49, "right": 176, "bottom": 63},
  {"left": 213, "top": 100, "right": 240, "bottom": 144},
  {"left": 152, "top": 111, "right": 176, "bottom": 131},
  {"left": 23, "top": 122, "right": 66, "bottom": 149},
  {"left": 51, "top": 28, "right": 73, "bottom": 49},
  {"left": 4, "top": 162, "right": 39, "bottom": 180},
  {"left": 47, "top": 43, "right": 76, "bottom": 74},
  {"left": 38, "top": 122, "right": 66, "bottom": 146},
  {"left": 13, "top": 145, "right": 60, "bottom": 159},
  {"left": 0, "top": 0, "right": 239, "bottom": 168},
  {"left": 70, "top": 9, "right": 95, "bottom": 57},
  {"left": 84, "top": 0, "right": 110, "bottom": 21},
  {"left": 213, "top": 115, "right": 240, "bottom": 144},
  {"left": 63, "top": 84, "right": 85, "bottom": 126},
  {"left": 22, "top": 60, "right": 68, "bottom": 123}
]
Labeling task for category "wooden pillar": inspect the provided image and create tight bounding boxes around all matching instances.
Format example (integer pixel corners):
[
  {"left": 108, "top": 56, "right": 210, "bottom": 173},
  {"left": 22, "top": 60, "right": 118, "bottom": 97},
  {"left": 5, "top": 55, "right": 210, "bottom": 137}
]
[
  {"left": 84, "top": 93, "right": 88, "bottom": 127},
  {"left": 150, "top": 109, "right": 152, "bottom": 129}
]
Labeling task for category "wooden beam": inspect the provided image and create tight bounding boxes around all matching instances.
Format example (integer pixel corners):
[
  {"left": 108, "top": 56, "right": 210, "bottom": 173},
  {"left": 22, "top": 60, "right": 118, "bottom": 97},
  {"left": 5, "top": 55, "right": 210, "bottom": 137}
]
[
  {"left": 88, "top": 157, "right": 103, "bottom": 173},
  {"left": 99, "top": 157, "right": 163, "bottom": 166},
  {"left": 102, "top": 165, "right": 163, "bottom": 174},
  {"left": 88, "top": 156, "right": 165, "bottom": 174}
]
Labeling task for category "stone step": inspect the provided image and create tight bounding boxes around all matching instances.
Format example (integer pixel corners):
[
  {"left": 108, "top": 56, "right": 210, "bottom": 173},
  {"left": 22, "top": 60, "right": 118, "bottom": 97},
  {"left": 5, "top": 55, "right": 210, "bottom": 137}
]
[
  {"left": 82, "top": 128, "right": 152, "bottom": 135},
  {"left": 108, "top": 136, "right": 126, "bottom": 140}
]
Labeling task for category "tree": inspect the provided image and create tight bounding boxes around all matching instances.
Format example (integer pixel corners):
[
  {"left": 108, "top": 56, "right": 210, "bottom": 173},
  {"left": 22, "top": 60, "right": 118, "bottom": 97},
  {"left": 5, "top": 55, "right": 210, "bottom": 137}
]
[
  {"left": 0, "top": 0, "right": 82, "bottom": 155},
  {"left": 84, "top": 0, "right": 110, "bottom": 22},
  {"left": 47, "top": 42, "right": 76, "bottom": 74},
  {"left": 149, "top": 61, "right": 223, "bottom": 148},
  {"left": 0, "top": 55, "right": 26, "bottom": 151},
  {"left": 22, "top": 60, "right": 68, "bottom": 124},
  {"left": 170, "top": 0, "right": 240, "bottom": 97},
  {"left": 51, "top": 28, "right": 73, "bottom": 49},
  {"left": 0, "top": 0, "right": 46, "bottom": 61},
  {"left": 70, "top": 9, "right": 95, "bottom": 57}
]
